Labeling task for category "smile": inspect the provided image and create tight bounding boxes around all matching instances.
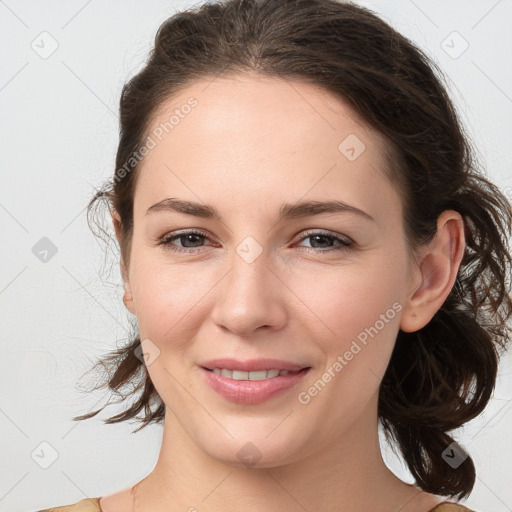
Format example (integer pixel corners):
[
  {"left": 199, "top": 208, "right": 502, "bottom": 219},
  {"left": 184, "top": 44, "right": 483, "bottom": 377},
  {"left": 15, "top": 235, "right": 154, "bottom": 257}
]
[{"left": 209, "top": 368, "right": 297, "bottom": 380}]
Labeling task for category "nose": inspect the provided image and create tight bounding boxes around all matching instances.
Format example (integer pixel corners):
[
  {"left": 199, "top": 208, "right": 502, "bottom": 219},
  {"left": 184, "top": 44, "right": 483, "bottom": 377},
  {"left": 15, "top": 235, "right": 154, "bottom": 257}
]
[{"left": 210, "top": 248, "right": 288, "bottom": 337}]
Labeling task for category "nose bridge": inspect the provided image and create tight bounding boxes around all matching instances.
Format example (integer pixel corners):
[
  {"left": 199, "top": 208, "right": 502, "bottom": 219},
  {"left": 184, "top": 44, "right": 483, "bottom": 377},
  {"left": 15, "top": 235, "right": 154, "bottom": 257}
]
[
  {"left": 212, "top": 240, "right": 286, "bottom": 336},
  {"left": 230, "top": 242, "right": 270, "bottom": 295}
]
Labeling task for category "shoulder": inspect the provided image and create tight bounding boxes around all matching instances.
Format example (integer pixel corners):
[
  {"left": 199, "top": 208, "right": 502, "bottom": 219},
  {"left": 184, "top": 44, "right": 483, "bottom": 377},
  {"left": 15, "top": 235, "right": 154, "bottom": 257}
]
[
  {"left": 429, "top": 502, "right": 475, "bottom": 512},
  {"left": 35, "top": 497, "right": 102, "bottom": 512}
]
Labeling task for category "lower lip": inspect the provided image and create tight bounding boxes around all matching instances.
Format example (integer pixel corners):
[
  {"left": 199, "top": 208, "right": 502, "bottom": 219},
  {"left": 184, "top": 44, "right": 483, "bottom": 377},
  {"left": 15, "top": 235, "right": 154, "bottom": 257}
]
[{"left": 201, "top": 367, "right": 310, "bottom": 405}]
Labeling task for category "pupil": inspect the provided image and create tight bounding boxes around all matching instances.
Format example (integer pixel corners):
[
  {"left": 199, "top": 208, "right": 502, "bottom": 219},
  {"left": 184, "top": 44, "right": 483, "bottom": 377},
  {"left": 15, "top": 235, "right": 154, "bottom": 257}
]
[
  {"left": 312, "top": 235, "right": 331, "bottom": 248},
  {"left": 184, "top": 234, "right": 202, "bottom": 247}
]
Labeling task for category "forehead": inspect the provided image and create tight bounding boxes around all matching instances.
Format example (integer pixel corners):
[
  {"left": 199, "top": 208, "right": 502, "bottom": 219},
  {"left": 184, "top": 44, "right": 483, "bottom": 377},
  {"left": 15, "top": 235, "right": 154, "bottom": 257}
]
[
  {"left": 147, "top": 73, "right": 379, "bottom": 156},
  {"left": 133, "top": 73, "right": 401, "bottom": 225}
]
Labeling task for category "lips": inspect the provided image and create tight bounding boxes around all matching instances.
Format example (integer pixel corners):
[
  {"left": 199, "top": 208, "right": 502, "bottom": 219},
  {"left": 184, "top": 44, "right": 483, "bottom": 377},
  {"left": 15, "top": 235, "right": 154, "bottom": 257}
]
[{"left": 199, "top": 358, "right": 311, "bottom": 405}]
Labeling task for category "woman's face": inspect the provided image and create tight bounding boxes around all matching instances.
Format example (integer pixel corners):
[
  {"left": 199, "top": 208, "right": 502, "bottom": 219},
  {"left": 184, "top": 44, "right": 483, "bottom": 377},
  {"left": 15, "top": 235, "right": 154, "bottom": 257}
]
[{"left": 121, "top": 73, "right": 420, "bottom": 467}]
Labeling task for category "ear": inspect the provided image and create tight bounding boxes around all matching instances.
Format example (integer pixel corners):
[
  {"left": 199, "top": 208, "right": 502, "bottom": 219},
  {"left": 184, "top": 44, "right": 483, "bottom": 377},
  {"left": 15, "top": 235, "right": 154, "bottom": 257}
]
[
  {"left": 400, "top": 210, "right": 465, "bottom": 333},
  {"left": 112, "top": 211, "right": 136, "bottom": 315}
]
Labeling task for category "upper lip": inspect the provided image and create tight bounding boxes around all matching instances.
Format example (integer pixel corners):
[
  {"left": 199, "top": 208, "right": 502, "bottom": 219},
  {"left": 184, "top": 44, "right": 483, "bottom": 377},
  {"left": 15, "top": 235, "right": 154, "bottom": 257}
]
[{"left": 201, "top": 358, "right": 310, "bottom": 372}]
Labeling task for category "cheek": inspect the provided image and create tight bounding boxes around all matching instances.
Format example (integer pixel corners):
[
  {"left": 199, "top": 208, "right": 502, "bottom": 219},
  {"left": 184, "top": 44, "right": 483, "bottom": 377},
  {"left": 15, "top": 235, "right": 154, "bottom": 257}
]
[
  {"left": 292, "top": 265, "right": 405, "bottom": 417},
  {"left": 296, "top": 261, "right": 403, "bottom": 337},
  {"left": 128, "top": 253, "right": 216, "bottom": 343}
]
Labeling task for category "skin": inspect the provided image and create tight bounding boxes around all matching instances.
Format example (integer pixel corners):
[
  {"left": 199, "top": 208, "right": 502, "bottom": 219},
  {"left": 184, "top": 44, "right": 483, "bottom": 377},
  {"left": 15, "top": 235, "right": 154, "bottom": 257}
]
[{"left": 100, "top": 73, "right": 465, "bottom": 512}]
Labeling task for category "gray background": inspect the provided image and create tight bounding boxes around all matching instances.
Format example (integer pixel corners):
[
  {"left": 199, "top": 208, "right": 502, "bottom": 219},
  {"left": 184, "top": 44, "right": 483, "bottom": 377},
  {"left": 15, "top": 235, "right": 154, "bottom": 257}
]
[{"left": 1, "top": 1, "right": 511, "bottom": 511}]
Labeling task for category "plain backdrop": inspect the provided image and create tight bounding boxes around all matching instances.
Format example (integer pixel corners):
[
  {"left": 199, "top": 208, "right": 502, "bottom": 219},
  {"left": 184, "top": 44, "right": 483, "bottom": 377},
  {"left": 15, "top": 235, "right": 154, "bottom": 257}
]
[{"left": 1, "top": 1, "right": 511, "bottom": 511}]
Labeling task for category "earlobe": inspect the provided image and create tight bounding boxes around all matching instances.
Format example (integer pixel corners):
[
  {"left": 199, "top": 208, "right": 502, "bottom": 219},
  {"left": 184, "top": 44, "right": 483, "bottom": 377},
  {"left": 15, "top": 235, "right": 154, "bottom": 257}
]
[
  {"left": 123, "top": 283, "right": 136, "bottom": 315},
  {"left": 121, "top": 264, "right": 136, "bottom": 315},
  {"left": 399, "top": 210, "right": 465, "bottom": 333}
]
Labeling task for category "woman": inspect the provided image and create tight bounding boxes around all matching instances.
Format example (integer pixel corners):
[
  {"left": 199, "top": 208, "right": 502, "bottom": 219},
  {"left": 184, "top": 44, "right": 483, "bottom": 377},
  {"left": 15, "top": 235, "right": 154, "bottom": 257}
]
[{"left": 36, "top": 0, "right": 512, "bottom": 510}]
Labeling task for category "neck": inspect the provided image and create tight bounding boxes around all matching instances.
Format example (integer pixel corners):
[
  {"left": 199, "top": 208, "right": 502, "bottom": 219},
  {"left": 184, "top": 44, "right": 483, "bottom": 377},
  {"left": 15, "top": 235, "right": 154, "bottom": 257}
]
[{"left": 132, "top": 397, "right": 429, "bottom": 512}]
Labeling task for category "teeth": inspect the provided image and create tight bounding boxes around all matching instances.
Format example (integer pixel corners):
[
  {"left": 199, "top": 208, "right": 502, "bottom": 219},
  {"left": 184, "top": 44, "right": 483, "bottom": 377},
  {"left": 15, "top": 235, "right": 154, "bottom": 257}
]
[{"left": 211, "top": 368, "right": 294, "bottom": 380}]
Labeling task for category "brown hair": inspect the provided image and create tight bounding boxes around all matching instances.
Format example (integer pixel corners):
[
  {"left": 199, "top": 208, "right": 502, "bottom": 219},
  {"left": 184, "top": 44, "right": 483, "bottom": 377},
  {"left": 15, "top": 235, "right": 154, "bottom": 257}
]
[{"left": 76, "top": 0, "right": 512, "bottom": 500}]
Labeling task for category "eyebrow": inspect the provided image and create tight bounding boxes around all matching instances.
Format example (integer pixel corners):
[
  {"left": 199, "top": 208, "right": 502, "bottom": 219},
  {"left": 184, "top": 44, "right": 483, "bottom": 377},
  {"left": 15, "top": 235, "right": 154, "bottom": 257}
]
[{"left": 145, "top": 198, "right": 375, "bottom": 222}]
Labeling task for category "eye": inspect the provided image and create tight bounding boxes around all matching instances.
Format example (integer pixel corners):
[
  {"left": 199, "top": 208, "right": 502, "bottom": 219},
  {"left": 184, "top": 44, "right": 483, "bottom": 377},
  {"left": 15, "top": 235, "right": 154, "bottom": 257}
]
[
  {"left": 157, "top": 229, "right": 215, "bottom": 253},
  {"left": 157, "top": 229, "right": 352, "bottom": 254},
  {"left": 295, "top": 230, "right": 353, "bottom": 253}
]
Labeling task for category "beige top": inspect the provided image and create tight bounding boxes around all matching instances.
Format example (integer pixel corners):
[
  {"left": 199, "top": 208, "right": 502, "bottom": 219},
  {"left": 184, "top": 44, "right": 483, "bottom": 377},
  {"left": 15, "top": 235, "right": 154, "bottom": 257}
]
[{"left": 36, "top": 497, "right": 476, "bottom": 511}]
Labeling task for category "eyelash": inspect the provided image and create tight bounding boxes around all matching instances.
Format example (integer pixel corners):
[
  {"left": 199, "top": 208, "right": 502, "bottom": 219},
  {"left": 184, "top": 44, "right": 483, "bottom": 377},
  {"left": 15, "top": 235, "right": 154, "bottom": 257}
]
[{"left": 157, "top": 229, "right": 353, "bottom": 254}]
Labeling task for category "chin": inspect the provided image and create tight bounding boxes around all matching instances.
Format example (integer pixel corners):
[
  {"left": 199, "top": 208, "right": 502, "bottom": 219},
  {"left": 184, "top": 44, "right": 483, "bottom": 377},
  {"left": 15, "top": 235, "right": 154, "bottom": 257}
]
[{"left": 199, "top": 428, "right": 309, "bottom": 469}]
